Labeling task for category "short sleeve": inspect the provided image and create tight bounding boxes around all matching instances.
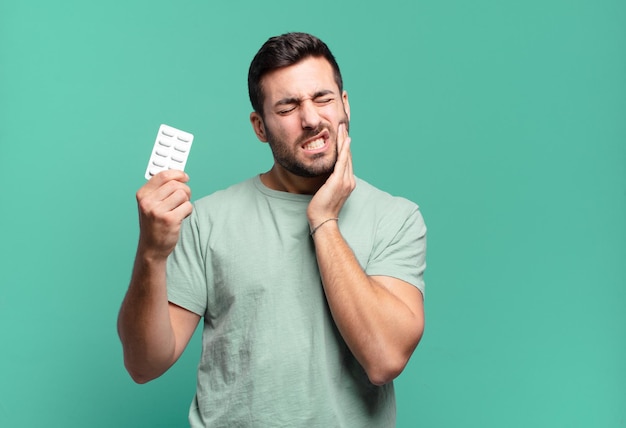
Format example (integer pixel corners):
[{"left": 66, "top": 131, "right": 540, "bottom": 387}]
[
  {"left": 166, "top": 208, "right": 208, "bottom": 316},
  {"left": 365, "top": 205, "right": 427, "bottom": 296}
]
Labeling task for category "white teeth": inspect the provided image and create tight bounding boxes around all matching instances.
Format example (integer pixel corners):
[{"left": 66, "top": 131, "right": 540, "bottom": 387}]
[{"left": 303, "top": 138, "right": 325, "bottom": 150}]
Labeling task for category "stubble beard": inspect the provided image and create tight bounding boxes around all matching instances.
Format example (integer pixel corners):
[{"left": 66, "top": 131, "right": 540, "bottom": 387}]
[{"left": 265, "top": 117, "right": 349, "bottom": 179}]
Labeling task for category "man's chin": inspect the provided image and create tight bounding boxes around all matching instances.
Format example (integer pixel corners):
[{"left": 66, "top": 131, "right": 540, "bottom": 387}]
[
  {"left": 303, "top": 160, "right": 337, "bottom": 178},
  {"left": 280, "top": 154, "right": 335, "bottom": 178},
  {"left": 293, "top": 168, "right": 333, "bottom": 179},
  {"left": 287, "top": 163, "right": 335, "bottom": 178}
]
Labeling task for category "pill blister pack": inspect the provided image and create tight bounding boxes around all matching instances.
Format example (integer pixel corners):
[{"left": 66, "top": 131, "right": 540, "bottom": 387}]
[{"left": 145, "top": 124, "right": 194, "bottom": 180}]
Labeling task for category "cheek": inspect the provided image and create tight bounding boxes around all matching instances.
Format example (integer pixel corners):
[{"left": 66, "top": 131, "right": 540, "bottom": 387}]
[
  {"left": 267, "top": 117, "right": 292, "bottom": 134},
  {"left": 264, "top": 120, "right": 283, "bottom": 139},
  {"left": 325, "top": 105, "right": 347, "bottom": 124},
  {"left": 338, "top": 104, "right": 350, "bottom": 121},
  {"left": 277, "top": 120, "right": 303, "bottom": 141}
]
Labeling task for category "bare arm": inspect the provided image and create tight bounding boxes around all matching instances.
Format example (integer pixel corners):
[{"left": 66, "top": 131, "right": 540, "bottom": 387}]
[
  {"left": 308, "top": 124, "right": 425, "bottom": 386},
  {"left": 117, "top": 170, "right": 200, "bottom": 384},
  {"left": 311, "top": 224, "right": 424, "bottom": 386}
]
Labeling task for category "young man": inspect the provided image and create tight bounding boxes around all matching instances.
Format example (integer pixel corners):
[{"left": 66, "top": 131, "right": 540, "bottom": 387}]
[{"left": 118, "top": 32, "right": 427, "bottom": 427}]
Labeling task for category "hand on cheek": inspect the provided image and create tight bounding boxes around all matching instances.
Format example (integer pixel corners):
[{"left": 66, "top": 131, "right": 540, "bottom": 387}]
[{"left": 307, "top": 123, "right": 355, "bottom": 227}]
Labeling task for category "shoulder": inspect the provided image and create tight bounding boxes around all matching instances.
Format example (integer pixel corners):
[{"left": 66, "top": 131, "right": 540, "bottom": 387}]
[
  {"left": 349, "top": 177, "right": 421, "bottom": 218},
  {"left": 341, "top": 177, "right": 426, "bottom": 243},
  {"left": 192, "top": 176, "right": 258, "bottom": 213}
]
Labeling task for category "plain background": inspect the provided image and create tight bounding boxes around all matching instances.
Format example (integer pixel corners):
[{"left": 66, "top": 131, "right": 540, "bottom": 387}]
[{"left": 1, "top": 1, "right": 625, "bottom": 427}]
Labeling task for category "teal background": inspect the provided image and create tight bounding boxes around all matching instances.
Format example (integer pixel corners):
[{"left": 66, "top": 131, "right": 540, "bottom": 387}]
[{"left": 1, "top": 0, "right": 625, "bottom": 426}]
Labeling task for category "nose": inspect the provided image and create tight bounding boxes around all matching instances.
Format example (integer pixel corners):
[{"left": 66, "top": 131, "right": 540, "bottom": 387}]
[{"left": 300, "top": 101, "right": 321, "bottom": 130}]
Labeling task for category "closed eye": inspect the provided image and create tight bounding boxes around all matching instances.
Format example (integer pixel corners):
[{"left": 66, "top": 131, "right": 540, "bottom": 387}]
[
  {"left": 278, "top": 106, "right": 296, "bottom": 115},
  {"left": 313, "top": 90, "right": 335, "bottom": 105},
  {"left": 315, "top": 97, "right": 333, "bottom": 105}
]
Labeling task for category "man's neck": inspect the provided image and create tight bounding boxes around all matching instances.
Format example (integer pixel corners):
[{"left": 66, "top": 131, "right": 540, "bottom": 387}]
[{"left": 260, "top": 165, "right": 328, "bottom": 195}]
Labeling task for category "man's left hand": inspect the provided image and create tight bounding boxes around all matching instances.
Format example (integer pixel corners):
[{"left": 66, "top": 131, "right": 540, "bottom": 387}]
[{"left": 307, "top": 122, "right": 355, "bottom": 227}]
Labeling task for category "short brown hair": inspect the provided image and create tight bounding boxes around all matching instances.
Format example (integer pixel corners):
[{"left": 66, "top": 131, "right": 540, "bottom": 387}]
[{"left": 248, "top": 32, "right": 343, "bottom": 117}]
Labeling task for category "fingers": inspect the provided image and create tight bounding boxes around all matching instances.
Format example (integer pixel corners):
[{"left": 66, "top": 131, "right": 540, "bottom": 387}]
[
  {"left": 333, "top": 123, "right": 349, "bottom": 173},
  {"left": 307, "top": 122, "right": 355, "bottom": 222},
  {"left": 337, "top": 122, "right": 349, "bottom": 157},
  {"left": 150, "top": 179, "right": 191, "bottom": 210},
  {"left": 336, "top": 122, "right": 346, "bottom": 153},
  {"left": 336, "top": 123, "right": 355, "bottom": 188},
  {"left": 139, "top": 169, "right": 189, "bottom": 201},
  {"left": 140, "top": 169, "right": 189, "bottom": 197},
  {"left": 136, "top": 170, "right": 193, "bottom": 258}
]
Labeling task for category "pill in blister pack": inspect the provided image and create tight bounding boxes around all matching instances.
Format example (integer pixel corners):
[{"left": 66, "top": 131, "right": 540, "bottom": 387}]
[{"left": 145, "top": 124, "right": 194, "bottom": 180}]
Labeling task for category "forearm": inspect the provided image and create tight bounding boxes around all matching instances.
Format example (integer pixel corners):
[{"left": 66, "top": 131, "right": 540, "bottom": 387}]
[
  {"left": 117, "top": 247, "right": 176, "bottom": 383},
  {"left": 312, "top": 222, "right": 423, "bottom": 385}
]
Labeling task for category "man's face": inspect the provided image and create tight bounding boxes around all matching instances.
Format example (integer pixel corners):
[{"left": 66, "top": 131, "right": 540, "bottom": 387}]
[{"left": 251, "top": 56, "right": 350, "bottom": 178}]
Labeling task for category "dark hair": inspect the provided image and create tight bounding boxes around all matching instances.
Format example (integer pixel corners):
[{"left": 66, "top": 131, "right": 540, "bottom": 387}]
[{"left": 248, "top": 32, "right": 343, "bottom": 117}]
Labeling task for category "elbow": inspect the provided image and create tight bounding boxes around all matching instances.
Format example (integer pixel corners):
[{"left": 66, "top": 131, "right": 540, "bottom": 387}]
[
  {"left": 125, "top": 363, "right": 153, "bottom": 384},
  {"left": 365, "top": 354, "right": 410, "bottom": 386},
  {"left": 123, "top": 357, "right": 163, "bottom": 385},
  {"left": 126, "top": 366, "right": 161, "bottom": 385},
  {"left": 366, "top": 328, "right": 424, "bottom": 386},
  {"left": 118, "top": 328, "right": 173, "bottom": 384},
  {"left": 128, "top": 370, "right": 154, "bottom": 385},
  {"left": 367, "top": 370, "right": 401, "bottom": 387}
]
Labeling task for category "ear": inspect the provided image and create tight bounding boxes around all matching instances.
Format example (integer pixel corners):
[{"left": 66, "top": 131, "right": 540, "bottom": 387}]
[
  {"left": 342, "top": 91, "right": 351, "bottom": 121},
  {"left": 250, "top": 112, "right": 268, "bottom": 142}
]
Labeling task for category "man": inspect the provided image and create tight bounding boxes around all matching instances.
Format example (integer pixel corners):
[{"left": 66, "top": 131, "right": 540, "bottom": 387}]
[{"left": 118, "top": 32, "right": 427, "bottom": 427}]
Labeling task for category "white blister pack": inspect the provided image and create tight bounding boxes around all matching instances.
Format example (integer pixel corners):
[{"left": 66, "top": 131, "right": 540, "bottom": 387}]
[{"left": 145, "top": 124, "right": 194, "bottom": 180}]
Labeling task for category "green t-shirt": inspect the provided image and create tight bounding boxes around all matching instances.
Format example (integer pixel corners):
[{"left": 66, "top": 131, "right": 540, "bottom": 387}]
[{"left": 167, "top": 175, "right": 426, "bottom": 427}]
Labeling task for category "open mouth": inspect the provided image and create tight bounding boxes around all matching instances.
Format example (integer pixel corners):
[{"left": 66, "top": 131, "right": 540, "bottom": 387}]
[{"left": 301, "top": 130, "right": 330, "bottom": 152}]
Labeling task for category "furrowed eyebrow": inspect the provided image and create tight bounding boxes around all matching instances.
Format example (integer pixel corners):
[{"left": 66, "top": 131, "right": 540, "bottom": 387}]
[
  {"left": 274, "top": 90, "right": 336, "bottom": 107},
  {"left": 312, "top": 90, "right": 334, "bottom": 98},
  {"left": 275, "top": 97, "right": 300, "bottom": 107}
]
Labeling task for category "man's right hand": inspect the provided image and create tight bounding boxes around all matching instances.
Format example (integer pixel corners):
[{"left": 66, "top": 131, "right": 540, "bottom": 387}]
[
  {"left": 119, "top": 169, "right": 198, "bottom": 384},
  {"left": 136, "top": 170, "right": 193, "bottom": 260}
]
